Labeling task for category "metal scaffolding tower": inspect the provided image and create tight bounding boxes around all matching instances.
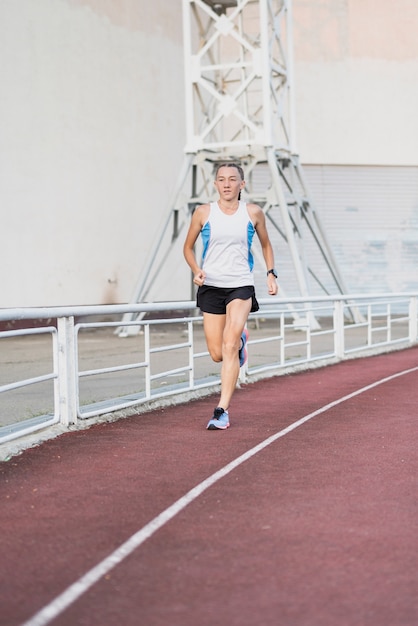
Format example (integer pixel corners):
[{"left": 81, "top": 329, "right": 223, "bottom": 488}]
[{"left": 119, "top": 0, "right": 354, "bottom": 333}]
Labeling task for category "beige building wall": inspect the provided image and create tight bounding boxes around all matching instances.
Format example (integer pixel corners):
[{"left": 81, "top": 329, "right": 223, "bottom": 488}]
[
  {"left": 293, "top": 0, "right": 418, "bottom": 166},
  {"left": 0, "top": 0, "right": 417, "bottom": 307}
]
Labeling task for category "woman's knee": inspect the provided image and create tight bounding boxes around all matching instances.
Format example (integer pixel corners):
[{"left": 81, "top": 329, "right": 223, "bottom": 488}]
[
  {"left": 222, "top": 338, "right": 240, "bottom": 357},
  {"left": 209, "top": 349, "right": 223, "bottom": 362}
]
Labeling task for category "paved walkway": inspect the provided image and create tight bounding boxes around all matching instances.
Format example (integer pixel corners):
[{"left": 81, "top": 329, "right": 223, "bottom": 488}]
[{"left": 1, "top": 346, "right": 417, "bottom": 626}]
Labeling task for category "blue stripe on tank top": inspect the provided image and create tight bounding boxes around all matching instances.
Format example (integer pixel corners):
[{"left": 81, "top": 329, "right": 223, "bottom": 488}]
[
  {"left": 247, "top": 221, "right": 255, "bottom": 271},
  {"left": 201, "top": 221, "right": 211, "bottom": 261}
]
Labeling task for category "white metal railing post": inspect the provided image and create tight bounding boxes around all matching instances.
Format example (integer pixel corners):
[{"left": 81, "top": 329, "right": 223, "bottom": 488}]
[
  {"left": 57, "top": 316, "right": 78, "bottom": 425},
  {"left": 239, "top": 323, "right": 248, "bottom": 383},
  {"left": 367, "top": 304, "right": 372, "bottom": 346},
  {"left": 280, "top": 312, "right": 285, "bottom": 365},
  {"left": 386, "top": 303, "right": 391, "bottom": 342},
  {"left": 333, "top": 300, "right": 345, "bottom": 358},
  {"left": 144, "top": 324, "right": 151, "bottom": 399},
  {"left": 306, "top": 319, "right": 311, "bottom": 360},
  {"left": 188, "top": 320, "right": 194, "bottom": 389},
  {"left": 409, "top": 296, "right": 418, "bottom": 342}
]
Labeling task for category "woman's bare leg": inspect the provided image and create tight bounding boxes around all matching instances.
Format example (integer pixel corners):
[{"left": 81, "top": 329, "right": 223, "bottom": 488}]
[
  {"left": 217, "top": 298, "right": 251, "bottom": 410},
  {"left": 203, "top": 312, "right": 226, "bottom": 363},
  {"left": 203, "top": 299, "right": 251, "bottom": 412}
]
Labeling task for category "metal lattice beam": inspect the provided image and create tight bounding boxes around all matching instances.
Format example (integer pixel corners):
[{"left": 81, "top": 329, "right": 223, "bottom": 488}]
[{"left": 119, "top": 0, "right": 359, "bottom": 333}]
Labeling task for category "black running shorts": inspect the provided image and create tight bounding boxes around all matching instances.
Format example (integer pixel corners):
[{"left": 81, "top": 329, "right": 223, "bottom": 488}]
[{"left": 196, "top": 285, "right": 259, "bottom": 315}]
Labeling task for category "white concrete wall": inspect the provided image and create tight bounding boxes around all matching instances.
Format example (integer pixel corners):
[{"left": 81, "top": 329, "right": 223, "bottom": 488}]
[
  {"left": 0, "top": 0, "right": 186, "bottom": 306},
  {"left": 1, "top": 0, "right": 417, "bottom": 307}
]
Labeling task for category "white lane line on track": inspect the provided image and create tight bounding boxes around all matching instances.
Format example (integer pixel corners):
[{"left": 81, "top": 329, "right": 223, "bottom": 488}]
[{"left": 22, "top": 366, "right": 418, "bottom": 626}]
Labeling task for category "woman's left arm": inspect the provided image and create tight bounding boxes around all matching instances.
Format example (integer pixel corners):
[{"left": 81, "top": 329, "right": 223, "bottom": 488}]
[{"left": 249, "top": 203, "right": 279, "bottom": 296}]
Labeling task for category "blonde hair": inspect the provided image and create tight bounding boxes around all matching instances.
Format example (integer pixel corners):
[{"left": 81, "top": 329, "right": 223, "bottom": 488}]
[{"left": 215, "top": 162, "right": 244, "bottom": 181}]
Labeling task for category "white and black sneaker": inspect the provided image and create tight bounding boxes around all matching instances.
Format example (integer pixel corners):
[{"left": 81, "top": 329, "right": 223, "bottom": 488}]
[{"left": 206, "top": 407, "right": 230, "bottom": 430}]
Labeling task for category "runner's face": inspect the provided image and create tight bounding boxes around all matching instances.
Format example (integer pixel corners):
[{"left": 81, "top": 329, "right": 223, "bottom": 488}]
[{"left": 214, "top": 167, "right": 245, "bottom": 201}]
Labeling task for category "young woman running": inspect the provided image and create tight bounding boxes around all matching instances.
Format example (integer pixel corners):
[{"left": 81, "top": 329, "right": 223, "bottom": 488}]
[{"left": 183, "top": 163, "right": 279, "bottom": 430}]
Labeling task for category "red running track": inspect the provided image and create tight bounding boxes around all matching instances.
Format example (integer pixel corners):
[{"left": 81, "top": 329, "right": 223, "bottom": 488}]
[{"left": 1, "top": 347, "right": 417, "bottom": 626}]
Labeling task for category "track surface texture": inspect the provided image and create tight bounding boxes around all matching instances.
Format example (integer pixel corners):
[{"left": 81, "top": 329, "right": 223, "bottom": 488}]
[{"left": 1, "top": 347, "right": 417, "bottom": 626}]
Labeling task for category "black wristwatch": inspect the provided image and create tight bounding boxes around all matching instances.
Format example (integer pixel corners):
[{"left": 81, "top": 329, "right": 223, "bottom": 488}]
[{"left": 267, "top": 269, "right": 278, "bottom": 278}]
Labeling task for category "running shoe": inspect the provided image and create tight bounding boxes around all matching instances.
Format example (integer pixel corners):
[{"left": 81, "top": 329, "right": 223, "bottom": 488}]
[
  {"left": 238, "top": 328, "right": 249, "bottom": 367},
  {"left": 206, "top": 407, "right": 230, "bottom": 430}
]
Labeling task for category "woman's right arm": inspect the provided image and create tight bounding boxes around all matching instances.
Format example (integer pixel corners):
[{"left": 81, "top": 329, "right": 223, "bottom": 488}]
[{"left": 183, "top": 204, "right": 208, "bottom": 285}]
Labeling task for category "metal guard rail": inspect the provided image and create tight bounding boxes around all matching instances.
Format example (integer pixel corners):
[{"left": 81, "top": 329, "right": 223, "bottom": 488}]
[{"left": 0, "top": 293, "right": 417, "bottom": 446}]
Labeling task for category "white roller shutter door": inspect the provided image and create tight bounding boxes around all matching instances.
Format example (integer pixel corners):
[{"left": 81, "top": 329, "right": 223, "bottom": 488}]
[{"left": 250, "top": 164, "right": 418, "bottom": 297}]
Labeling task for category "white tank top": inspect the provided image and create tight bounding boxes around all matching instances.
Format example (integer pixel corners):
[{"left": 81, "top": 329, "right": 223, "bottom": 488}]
[{"left": 200, "top": 201, "right": 256, "bottom": 288}]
